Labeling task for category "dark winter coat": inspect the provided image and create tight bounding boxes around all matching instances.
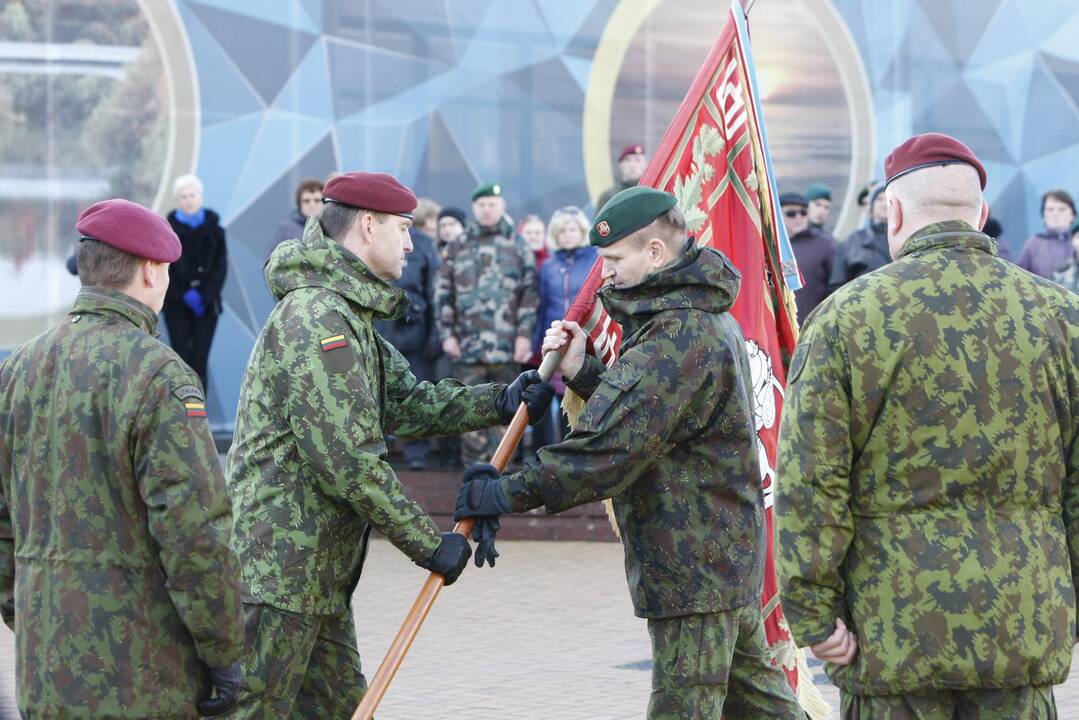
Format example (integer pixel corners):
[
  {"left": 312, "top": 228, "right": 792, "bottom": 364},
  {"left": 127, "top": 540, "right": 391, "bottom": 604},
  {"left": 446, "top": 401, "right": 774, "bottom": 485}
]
[
  {"left": 165, "top": 209, "right": 228, "bottom": 316},
  {"left": 373, "top": 228, "right": 441, "bottom": 357}
]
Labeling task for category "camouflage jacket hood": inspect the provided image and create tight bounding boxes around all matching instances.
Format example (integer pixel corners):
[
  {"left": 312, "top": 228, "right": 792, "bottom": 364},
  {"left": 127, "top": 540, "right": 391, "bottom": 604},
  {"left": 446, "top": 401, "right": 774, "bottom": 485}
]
[
  {"left": 600, "top": 246, "right": 741, "bottom": 338},
  {"left": 265, "top": 220, "right": 408, "bottom": 321}
]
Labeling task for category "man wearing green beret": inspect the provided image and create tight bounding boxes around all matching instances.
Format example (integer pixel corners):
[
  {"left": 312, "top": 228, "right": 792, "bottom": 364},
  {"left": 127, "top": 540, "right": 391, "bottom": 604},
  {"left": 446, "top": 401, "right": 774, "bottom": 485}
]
[
  {"left": 454, "top": 186, "right": 805, "bottom": 719},
  {"left": 805, "top": 182, "right": 832, "bottom": 230},
  {"left": 437, "top": 181, "right": 539, "bottom": 465}
]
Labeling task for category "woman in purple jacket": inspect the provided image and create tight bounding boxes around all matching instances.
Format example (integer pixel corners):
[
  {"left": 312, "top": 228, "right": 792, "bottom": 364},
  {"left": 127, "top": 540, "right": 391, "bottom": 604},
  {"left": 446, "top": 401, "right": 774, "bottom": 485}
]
[
  {"left": 1018, "top": 189, "right": 1076, "bottom": 278},
  {"left": 533, "top": 206, "right": 596, "bottom": 443}
]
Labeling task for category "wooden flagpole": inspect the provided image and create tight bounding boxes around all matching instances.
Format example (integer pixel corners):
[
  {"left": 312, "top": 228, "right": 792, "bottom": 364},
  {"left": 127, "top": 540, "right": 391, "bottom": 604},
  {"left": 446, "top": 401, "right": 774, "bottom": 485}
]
[{"left": 352, "top": 351, "right": 562, "bottom": 720}]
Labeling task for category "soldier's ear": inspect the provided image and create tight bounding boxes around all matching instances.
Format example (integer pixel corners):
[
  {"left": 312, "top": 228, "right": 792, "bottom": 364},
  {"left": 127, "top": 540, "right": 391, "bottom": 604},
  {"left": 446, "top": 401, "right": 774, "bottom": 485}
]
[{"left": 977, "top": 199, "right": 989, "bottom": 231}]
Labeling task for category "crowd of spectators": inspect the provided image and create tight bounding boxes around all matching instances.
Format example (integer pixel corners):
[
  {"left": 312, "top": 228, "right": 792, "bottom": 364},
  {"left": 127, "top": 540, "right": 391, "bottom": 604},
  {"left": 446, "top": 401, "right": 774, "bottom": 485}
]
[{"left": 74, "top": 143, "right": 1079, "bottom": 469}]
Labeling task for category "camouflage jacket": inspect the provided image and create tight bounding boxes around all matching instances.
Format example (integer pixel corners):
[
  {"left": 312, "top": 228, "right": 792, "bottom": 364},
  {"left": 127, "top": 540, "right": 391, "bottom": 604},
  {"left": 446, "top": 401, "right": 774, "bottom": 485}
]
[
  {"left": 0, "top": 287, "right": 243, "bottom": 718},
  {"left": 227, "top": 221, "right": 504, "bottom": 615},
  {"left": 502, "top": 247, "right": 765, "bottom": 618},
  {"left": 436, "top": 217, "right": 538, "bottom": 364},
  {"left": 777, "top": 221, "right": 1079, "bottom": 695}
]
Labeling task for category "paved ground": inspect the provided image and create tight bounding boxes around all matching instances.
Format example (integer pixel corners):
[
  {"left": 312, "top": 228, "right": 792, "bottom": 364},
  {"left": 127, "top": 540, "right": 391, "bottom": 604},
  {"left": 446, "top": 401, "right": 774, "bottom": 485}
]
[{"left": 2, "top": 540, "right": 1078, "bottom": 718}]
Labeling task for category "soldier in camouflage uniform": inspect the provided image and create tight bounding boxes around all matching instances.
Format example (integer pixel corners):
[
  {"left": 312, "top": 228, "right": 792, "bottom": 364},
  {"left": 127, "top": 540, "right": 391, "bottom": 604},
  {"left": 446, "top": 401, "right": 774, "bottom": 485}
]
[
  {"left": 437, "top": 182, "right": 538, "bottom": 464},
  {"left": 226, "top": 173, "right": 553, "bottom": 718},
  {"left": 454, "top": 187, "right": 804, "bottom": 719},
  {"left": 0, "top": 199, "right": 244, "bottom": 718},
  {"left": 777, "top": 133, "right": 1079, "bottom": 719}
]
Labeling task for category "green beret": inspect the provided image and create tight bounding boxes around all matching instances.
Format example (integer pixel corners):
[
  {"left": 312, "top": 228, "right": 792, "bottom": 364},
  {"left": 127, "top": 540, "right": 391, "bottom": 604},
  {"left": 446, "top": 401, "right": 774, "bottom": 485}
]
[
  {"left": 590, "top": 186, "right": 677, "bottom": 247},
  {"left": 471, "top": 182, "right": 503, "bottom": 201},
  {"left": 805, "top": 183, "right": 832, "bottom": 202}
]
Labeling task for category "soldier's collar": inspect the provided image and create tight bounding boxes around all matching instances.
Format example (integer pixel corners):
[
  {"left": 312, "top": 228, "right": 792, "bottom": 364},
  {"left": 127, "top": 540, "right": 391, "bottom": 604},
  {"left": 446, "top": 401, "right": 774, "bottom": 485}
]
[
  {"left": 71, "top": 286, "right": 159, "bottom": 334},
  {"left": 896, "top": 220, "right": 996, "bottom": 260}
]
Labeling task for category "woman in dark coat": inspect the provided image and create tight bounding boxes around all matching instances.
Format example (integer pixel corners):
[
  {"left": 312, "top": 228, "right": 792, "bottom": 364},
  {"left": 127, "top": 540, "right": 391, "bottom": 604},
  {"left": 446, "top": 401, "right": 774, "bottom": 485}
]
[{"left": 163, "top": 174, "right": 228, "bottom": 389}]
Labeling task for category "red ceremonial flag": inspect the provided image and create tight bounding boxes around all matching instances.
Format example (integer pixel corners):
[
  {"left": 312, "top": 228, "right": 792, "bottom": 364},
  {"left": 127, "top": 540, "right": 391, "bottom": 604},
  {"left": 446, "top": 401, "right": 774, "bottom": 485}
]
[{"left": 565, "top": 2, "right": 827, "bottom": 715}]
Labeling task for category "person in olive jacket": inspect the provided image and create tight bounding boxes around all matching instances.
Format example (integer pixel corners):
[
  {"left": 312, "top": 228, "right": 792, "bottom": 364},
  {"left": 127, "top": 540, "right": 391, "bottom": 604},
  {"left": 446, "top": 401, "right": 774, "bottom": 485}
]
[{"left": 163, "top": 174, "right": 228, "bottom": 389}]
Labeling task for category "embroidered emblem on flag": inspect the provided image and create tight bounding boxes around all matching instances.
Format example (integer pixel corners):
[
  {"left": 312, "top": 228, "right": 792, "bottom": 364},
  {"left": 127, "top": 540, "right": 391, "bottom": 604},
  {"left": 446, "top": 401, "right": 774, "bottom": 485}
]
[
  {"left": 184, "top": 401, "right": 207, "bottom": 418},
  {"left": 320, "top": 334, "right": 347, "bottom": 352}
]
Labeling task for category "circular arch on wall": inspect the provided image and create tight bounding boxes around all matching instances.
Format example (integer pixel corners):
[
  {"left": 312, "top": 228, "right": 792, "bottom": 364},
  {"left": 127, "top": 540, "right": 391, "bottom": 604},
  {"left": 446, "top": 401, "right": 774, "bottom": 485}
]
[
  {"left": 135, "top": 0, "right": 201, "bottom": 214},
  {"left": 582, "top": 0, "right": 875, "bottom": 238}
]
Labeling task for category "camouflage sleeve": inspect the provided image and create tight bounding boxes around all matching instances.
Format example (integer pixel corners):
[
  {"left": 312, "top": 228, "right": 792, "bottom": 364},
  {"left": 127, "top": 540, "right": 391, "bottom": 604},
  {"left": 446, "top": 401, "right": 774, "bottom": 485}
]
[
  {"left": 515, "top": 239, "right": 538, "bottom": 340},
  {"left": 503, "top": 343, "right": 694, "bottom": 514},
  {"left": 774, "top": 319, "right": 854, "bottom": 647},
  {"left": 287, "top": 313, "right": 441, "bottom": 563},
  {"left": 133, "top": 362, "right": 243, "bottom": 667},
  {"left": 0, "top": 481, "right": 10, "bottom": 629},
  {"left": 0, "top": 364, "right": 11, "bottom": 628},
  {"left": 436, "top": 242, "right": 457, "bottom": 343},
  {"left": 564, "top": 354, "right": 606, "bottom": 401},
  {"left": 379, "top": 334, "right": 502, "bottom": 437}
]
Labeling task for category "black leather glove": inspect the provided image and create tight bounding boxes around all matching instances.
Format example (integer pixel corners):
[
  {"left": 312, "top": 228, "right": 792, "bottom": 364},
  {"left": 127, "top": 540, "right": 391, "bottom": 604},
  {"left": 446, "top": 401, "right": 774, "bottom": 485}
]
[
  {"left": 471, "top": 515, "right": 501, "bottom": 568},
  {"left": 197, "top": 661, "right": 242, "bottom": 717},
  {"left": 455, "top": 463, "right": 512, "bottom": 520},
  {"left": 416, "top": 532, "right": 471, "bottom": 585},
  {"left": 495, "top": 370, "right": 556, "bottom": 425}
]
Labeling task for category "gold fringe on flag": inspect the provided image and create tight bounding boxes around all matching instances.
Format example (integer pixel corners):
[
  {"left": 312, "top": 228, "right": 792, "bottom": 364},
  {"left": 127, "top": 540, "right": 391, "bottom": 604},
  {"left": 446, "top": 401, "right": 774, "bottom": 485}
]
[{"left": 561, "top": 388, "right": 621, "bottom": 537}]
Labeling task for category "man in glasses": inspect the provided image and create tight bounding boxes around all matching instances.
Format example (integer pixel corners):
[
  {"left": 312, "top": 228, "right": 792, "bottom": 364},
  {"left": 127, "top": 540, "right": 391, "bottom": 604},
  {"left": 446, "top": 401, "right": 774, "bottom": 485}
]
[{"left": 781, "top": 192, "right": 836, "bottom": 324}]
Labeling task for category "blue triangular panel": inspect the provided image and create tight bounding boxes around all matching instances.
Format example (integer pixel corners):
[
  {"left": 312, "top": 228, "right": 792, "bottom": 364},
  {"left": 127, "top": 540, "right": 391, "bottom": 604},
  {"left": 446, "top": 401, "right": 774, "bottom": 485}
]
[
  {"left": 1021, "top": 63, "right": 1079, "bottom": 161},
  {"left": 468, "top": 0, "right": 555, "bottom": 50},
  {"left": 334, "top": 120, "right": 407, "bottom": 175},
  {"left": 967, "top": 1, "right": 1037, "bottom": 69},
  {"left": 271, "top": 39, "right": 334, "bottom": 123},
  {"left": 858, "top": 1, "right": 913, "bottom": 86},
  {"left": 296, "top": 0, "right": 322, "bottom": 30},
  {"left": 226, "top": 112, "right": 332, "bottom": 220},
  {"left": 963, "top": 54, "right": 1035, "bottom": 160},
  {"left": 872, "top": 90, "right": 912, "bottom": 162},
  {"left": 442, "top": 0, "right": 498, "bottom": 55},
  {"left": 1013, "top": 0, "right": 1078, "bottom": 48},
  {"left": 980, "top": 160, "right": 1020, "bottom": 206},
  {"left": 1040, "top": 15, "right": 1079, "bottom": 63},
  {"left": 396, "top": 116, "right": 434, "bottom": 188},
  {"left": 177, "top": 3, "right": 264, "bottom": 124},
  {"left": 560, "top": 54, "right": 592, "bottom": 93},
  {"left": 185, "top": 0, "right": 319, "bottom": 34},
  {"left": 196, "top": 112, "right": 264, "bottom": 211},
  {"left": 533, "top": 0, "right": 597, "bottom": 49},
  {"left": 326, "top": 39, "right": 452, "bottom": 119},
  {"left": 1021, "top": 145, "right": 1079, "bottom": 201}
]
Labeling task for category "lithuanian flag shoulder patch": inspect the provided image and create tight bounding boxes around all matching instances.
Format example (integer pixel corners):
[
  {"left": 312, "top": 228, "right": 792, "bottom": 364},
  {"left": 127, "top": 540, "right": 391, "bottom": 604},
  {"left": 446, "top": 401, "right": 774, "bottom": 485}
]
[
  {"left": 184, "top": 401, "right": 207, "bottom": 418},
  {"left": 320, "top": 334, "right": 348, "bottom": 352}
]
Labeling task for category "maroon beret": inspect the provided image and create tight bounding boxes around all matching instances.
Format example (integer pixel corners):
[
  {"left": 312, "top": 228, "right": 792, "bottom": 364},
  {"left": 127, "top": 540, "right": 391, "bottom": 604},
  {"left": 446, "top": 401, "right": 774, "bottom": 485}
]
[
  {"left": 884, "top": 133, "right": 987, "bottom": 190},
  {"left": 323, "top": 172, "right": 417, "bottom": 218},
  {"left": 76, "top": 199, "right": 181, "bottom": 263},
  {"left": 618, "top": 144, "right": 645, "bottom": 162}
]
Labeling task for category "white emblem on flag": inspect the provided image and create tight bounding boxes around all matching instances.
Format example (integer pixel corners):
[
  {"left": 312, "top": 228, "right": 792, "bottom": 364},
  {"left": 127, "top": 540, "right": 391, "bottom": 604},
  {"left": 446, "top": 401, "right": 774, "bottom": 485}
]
[{"left": 745, "top": 338, "right": 783, "bottom": 509}]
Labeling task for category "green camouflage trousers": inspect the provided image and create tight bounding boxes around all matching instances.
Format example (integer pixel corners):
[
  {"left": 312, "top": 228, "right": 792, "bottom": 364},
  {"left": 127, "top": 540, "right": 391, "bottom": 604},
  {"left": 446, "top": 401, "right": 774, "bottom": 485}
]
[
  {"left": 452, "top": 361, "right": 517, "bottom": 464},
  {"left": 840, "top": 685, "right": 1057, "bottom": 719},
  {"left": 647, "top": 603, "right": 805, "bottom": 719},
  {"left": 231, "top": 603, "right": 366, "bottom": 719}
]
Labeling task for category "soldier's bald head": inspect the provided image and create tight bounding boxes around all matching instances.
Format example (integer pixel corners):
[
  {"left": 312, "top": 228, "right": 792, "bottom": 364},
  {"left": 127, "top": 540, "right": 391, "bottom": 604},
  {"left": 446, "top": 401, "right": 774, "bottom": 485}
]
[{"left": 885, "top": 164, "right": 988, "bottom": 258}]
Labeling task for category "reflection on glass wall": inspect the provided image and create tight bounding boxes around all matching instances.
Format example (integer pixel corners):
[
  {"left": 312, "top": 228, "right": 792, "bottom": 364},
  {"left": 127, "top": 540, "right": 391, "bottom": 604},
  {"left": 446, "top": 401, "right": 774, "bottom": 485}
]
[{"left": 0, "top": 0, "right": 165, "bottom": 347}]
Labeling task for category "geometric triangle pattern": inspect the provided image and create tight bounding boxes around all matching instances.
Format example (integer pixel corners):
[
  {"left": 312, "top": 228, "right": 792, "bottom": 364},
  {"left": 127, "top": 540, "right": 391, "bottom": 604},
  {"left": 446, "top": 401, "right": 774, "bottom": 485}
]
[
  {"left": 178, "top": 0, "right": 1079, "bottom": 427},
  {"left": 174, "top": 0, "right": 603, "bottom": 425},
  {"left": 832, "top": 0, "right": 1079, "bottom": 257}
]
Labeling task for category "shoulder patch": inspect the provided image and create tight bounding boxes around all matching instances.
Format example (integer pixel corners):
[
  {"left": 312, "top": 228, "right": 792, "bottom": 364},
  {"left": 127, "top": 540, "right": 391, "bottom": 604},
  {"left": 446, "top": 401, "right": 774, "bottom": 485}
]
[
  {"left": 787, "top": 342, "right": 809, "bottom": 384},
  {"left": 172, "top": 384, "right": 205, "bottom": 402},
  {"left": 318, "top": 331, "right": 358, "bottom": 373}
]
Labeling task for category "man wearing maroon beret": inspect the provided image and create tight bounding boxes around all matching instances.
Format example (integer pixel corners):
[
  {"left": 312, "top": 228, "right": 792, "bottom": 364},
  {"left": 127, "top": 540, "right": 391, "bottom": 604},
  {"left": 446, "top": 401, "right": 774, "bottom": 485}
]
[
  {"left": 596, "top": 143, "right": 649, "bottom": 211},
  {"left": 0, "top": 199, "right": 246, "bottom": 717},
  {"left": 225, "top": 171, "right": 554, "bottom": 717},
  {"left": 777, "top": 132, "right": 1079, "bottom": 717}
]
